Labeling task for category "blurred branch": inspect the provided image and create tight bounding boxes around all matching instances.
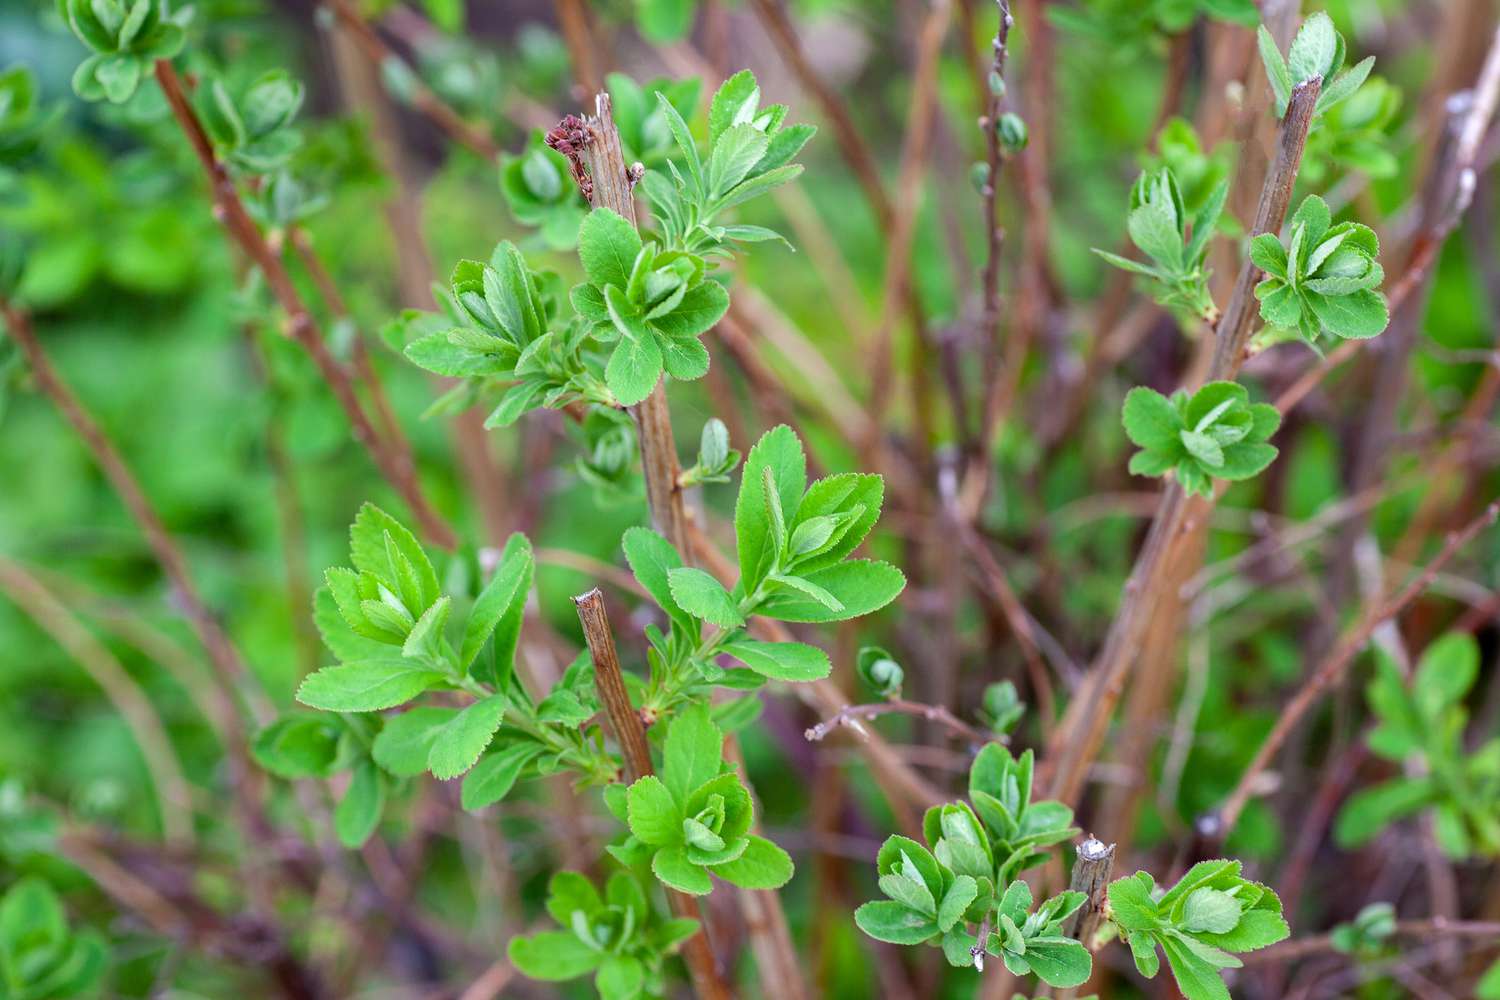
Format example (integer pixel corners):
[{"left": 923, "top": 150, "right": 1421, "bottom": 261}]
[
  {"left": 152, "top": 59, "right": 457, "bottom": 550},
  {"left": 323, "top": 0, "right": 501, "bottom": 160}
]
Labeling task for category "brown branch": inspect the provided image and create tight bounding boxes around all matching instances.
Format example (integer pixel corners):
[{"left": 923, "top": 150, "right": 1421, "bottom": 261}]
[
  {"left": 1215, "top": 501, "right": 1500, "bottom": 833},
  {"left": 1041, "top": 79, "right": 1322, "bottom": 808},
  {"left": 0, "top": 558, "right": 194, "bottom": 846},
  {"left": 323, "top": 0, "right": 501, "bottom": 160},
  {"left": 1242, "top": 918, "right": 1500, "bottom": 965},
  {"left": 2, "top": 301, "right": 272, "bottom": 846},
  {"left": 152, "top": 59, "right": 457, "bottom": 550},
  {"left": 553, "top": 0, "right": 603, "bottom": 97},
  {"left": 571, "top": 589, "right": 732, "bottom": 1000},
  {"left": 804, "top": 698, "right": 998, "bottom": 747},
  {"left": 1060, "top": 837, "right": 1114, "bottom": 948}
]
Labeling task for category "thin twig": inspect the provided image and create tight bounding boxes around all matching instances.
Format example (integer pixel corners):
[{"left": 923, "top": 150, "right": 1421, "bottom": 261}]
[
  {"left": 1215, "top": 502, "right": 1500, "bottom": 833},
  {"left": 0, "top": 558, "right": 194, "bottom": 845},
  {"left": 804, "top": 698, "right": 998, "bottom": 747},
  {"left": 1243, "top": 918, "right": 1500, "bottom": 964}
]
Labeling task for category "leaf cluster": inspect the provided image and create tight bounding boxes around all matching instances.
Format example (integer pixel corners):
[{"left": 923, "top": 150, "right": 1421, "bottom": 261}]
[
  {"left": 402, "top": 241, "right": 609, "bottom": 426},
  {"left": 0, "top": 66, "right": 52, "bottom": 168},
  {"left": 265, "top": 504, "right": 615, "bottom": 845},
  {"left": 1122, "top": 381, "right": 1282, "bottom": 497},
  {"left": 572, "top": 207, "right": 729, "bottom": 406},
  {"left": 507, "top": 869, "right": 699, "bottom": 1000},
  {"left": 1094, "top": 167, "right": 1226, "bottom": 321},
  {"left": 196, "top": 69, "right": 305, "bottom": 173},
  {"left": 1257, "top": 11, "right": 1375, "bottom": 120},
  {"left": 639, "top": 70, "right": 814, "bottom": 257},
  {"left": 1252, "top": 194, "right": 1388, "bottom": 344},
  {"left": 1336, "top": 633, "right": 1500, "bottom": 858},
  {"left": 0, "top": 878, "right": 108, "bottom": 1000},
  {"left": 499, "top": 132, "right": 586, "bottom": 251},
  {"left": 855, "top": 746, "right": 1086, "bottom": 987},
  {"left": 1107, "top": 860, "right": 1290, "bottom": 1000},
  {"left": 614, "top": 704, "right": 793, "bottom": 896},
  {"left": 58, "top": 0, "right": 189, "bottom": 104}
]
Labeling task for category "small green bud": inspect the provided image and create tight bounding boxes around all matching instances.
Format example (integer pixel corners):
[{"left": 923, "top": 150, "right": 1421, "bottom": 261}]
[
  {"left": 857, "top": 646, "right": 903, "bottom": 698},
  {"left": 969, "top": 161, "right": 991, "bottom": 193},
  {"left": 987, "top": 71, "right": 1006, "bottom": 97},
  {"left": 997, "top": 112, "right": 1028, "bottom": 153}
]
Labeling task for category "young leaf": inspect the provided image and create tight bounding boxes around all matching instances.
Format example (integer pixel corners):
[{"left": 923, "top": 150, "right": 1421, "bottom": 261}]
[
  {"left": 334, "top": 760, "right": 384, "bottom": 848},
  {"left": 720, "top": 639, "right": 832, "bottom": 682},
  {"left": 663, "top": 703, "right": 723, "bottom": 805},
  {"left": 297, "top": 660, "right": 445, "bottom": 712},
  {"left": 428, "top": 695, "right": 508, "bottom": 780},
  {"left": 666, "top": 567, "right": 744, "bottom": 628},
  {"left": 460, "top": 533, "right": 534, "bottom": 670},
  {"left": 578, "top": 208, "right": 644, "bottom": 289},
  {"left": 461, "top": 742, "right": 544, "bottom": 810}
]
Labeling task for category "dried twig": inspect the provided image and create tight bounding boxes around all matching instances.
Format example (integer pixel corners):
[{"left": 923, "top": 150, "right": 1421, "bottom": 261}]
[
  {"left": 572, "top": 590, "right": 732, "bottom": 1000},
  {"left": 1060, "top": 837, "right": 1115, "bottom": 948}
]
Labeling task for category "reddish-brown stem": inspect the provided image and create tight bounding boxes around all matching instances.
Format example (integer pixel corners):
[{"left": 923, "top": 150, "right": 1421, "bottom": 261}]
[
  {"left": 1242, "top": 918, "right": 1500, "bottom": 965},
  {"left": 324, "top": 0, "right": 500, "bottom": 160},
  {"left": 1042, "top": 79, "right": 1321, "bottom": 808},
  {"left": 152, "top": 59, "right": 457, "bottom": 550},
  {"left": 572, "top": 589, "right": 732, "bottom": 1000},
  {"left": 1215, "top": 502, "right": 1500, "bottom": 833},
  {"left": 2, "top": 300, "right": 279, "bottom": 894}
]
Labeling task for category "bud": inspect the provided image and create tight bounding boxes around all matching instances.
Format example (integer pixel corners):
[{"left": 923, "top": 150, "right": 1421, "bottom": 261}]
[
  {"left": 997, "top": 112, "right": 1028, "bottom": 154},
  {"left": 857, "top": 646, "right": 903, "bottom": 698}
]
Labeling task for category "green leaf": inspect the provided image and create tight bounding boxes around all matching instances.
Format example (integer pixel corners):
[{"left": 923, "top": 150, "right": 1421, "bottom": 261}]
[
  {"left": 1107, "top": 872, "right": 1161, "bottom": 932},
  {"left": 652, "top": 844, "right": 713, "bottom": 894},
  {"left": 1412, "top": 631, "right": 1478, "bottom": 719},
  {"left": 1257, "top": 26, "right": 1293, "bottom": 115},
  {"left": 334, "top": 760, "right": 384, "bottom": 848},
  {"left": 936, "top": 875, "right": 978, "bottom": 933},
  {"left": 461, "top": 742, "right": 543, "bottom": 810},
  {"left": 1306, "top": 288, "right": 1388, "bottom": 339},
  {"left": 1122, "top": 387, "right": 1183, "bottom": 451},
  {"left": 461, "top": 533, "right": 534, "bottom": 671},
  {"left": 656, "top": 327, "right": 711, "bottom": 381},
  {"left": 666, "top": 567, "right": 744, "bottom": 628},
  {"left": 252, "top": 716, "right": 342, "bottom": 779},
  {"left": 428, "top": 695, "right": 507, "bottom": 780},
  {"left": 709, "top": 70, "right": 760, "bottom": 145},
  {"left": 711, "top": 834, "right": 793, "bottom": 889},
  {"left": 1023, "top": 937, "right": 1093, "bottom": 989},
  {"left": 349, "top": 504, "right": 439, "bottom": 613},
  {"left": 508, "top": 930, "right": 602, "bottom": 981},
  {"left": 708, "top": 123, "right": 772, "bottom": 198},
  {"left": 735, "top": 425, "right": 807, "bottom": 594},
  {"left": 663, "top": 703, "right": 723, "bottom": 805},
  {"left": 720, "top": 639, "right": 831, "bottom": 682},
  {"left": 790, "top": 472, "right": 883, "bottom": 573},
  {"left": 1335, "top": 777, "right": 1436, "bottom": 846},
  {"left": 1215, "top": 442, "right": 1279, "bottom": 480},
  {"left": 402, "top": 595, "right": 451, "bottom": 661},
  {"left": 1183, "top": 888, "right": 1242, "bottom": 934},
  {"left": 622, "top": 527, "right": 694, "bottom": 633},
  {"left": 578, "top": 208, "right": 643, "bottom": 289},
  {"left": 627, "top": 775, "right": 682, "bottom": 845},
  {"left": 651, "top": 280, "right": 729, "bottom": 338},
  {"left": 1288, "top": 12, "right": 1338, "bottom": 85},
  {"left": 606, "top": 325, "right": 664, "bottom": 406},
  {"left": 372, "top": 706, "right": 456, "bottom": 777},
  {"left": 1161, "top": 933, "right": 1232, "bottom": 1000},
  {"left": 1198, "top": 908, "right": 1290, "bottom": 953},
  {"left": 854, "top": 900, "right": 938, "bottom": 945},
  {"left": 596, "top": 955, "right": 646, "bottom": 1000},
  {"left": 1318, "top": 55, "right": 1375, "bottom": 114},
  {"left": 1180, "top": 430, "right": 1225, "bottom": 469},
  {"left": 296, "top": 660, "right": 444, "bottom": 712},
  {"left": 758, "top": 560, "right": 905, "bottom": 623}
]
